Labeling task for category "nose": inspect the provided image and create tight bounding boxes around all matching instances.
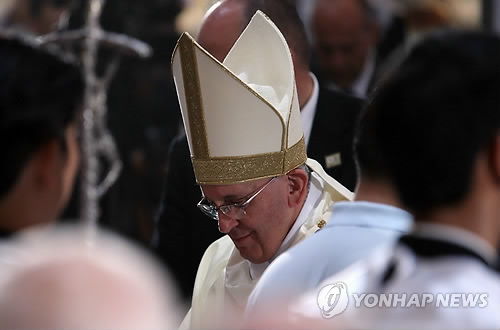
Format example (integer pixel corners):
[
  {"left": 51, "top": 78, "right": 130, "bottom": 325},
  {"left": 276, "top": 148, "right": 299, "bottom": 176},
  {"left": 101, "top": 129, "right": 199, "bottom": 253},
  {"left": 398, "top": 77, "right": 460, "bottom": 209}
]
[{"left": 217, "top": 213, "right": 239, "bottom": 234}]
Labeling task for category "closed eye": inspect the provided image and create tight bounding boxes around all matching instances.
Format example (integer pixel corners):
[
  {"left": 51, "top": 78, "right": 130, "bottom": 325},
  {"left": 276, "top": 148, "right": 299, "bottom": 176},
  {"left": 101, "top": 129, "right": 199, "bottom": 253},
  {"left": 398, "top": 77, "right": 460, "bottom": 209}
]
[{"left": 225, "top": 199, "right": 245, "bottom": 206}]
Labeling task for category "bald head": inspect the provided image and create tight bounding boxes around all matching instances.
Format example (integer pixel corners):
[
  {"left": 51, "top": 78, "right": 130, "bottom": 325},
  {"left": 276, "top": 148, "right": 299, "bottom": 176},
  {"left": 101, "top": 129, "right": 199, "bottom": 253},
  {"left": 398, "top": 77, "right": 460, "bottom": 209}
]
[
  {"left": 198, "top": 0, "right": 246, "bottom": 62},
  {"left": 198, "top": 0, "right": 313, "bottom": 107},
  {"left": 313, "top": 0, "right": 379, "bottom": 89},
  {"left": 0, "top": 228, "right": 179, "bottom": 329},
  {"left": 0, "top": 259, "right": 163, "bottom": 329}
]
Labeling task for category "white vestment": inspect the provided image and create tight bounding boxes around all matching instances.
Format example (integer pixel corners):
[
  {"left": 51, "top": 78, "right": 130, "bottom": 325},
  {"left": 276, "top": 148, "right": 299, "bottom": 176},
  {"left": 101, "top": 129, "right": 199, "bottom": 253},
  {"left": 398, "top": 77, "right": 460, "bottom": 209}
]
[{"left": 180, "top": 159, "right": 352, "bottom": 329}]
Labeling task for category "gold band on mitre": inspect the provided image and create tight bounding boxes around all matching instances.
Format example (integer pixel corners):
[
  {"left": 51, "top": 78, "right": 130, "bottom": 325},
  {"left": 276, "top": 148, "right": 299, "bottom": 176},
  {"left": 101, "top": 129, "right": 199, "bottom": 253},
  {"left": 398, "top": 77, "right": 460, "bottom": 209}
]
[{"left": 193, "top": 137, "right": 307, "bottom": 185}]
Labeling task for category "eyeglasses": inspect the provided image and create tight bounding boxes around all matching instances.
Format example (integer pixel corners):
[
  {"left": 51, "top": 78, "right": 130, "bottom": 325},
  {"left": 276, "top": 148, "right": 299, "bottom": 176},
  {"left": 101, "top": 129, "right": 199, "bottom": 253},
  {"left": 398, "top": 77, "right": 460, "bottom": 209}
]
[{"left": 197, "top": 177, "right": 277, "bottom": 221}]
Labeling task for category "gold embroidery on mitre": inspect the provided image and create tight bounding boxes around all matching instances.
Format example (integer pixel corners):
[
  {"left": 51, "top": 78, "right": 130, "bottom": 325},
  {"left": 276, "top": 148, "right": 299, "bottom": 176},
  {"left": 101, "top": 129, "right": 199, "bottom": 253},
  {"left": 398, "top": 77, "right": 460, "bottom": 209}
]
[
  {"left": 284, "top": 85, "right": 298, "bottom": 152},
  {"left": 282, "top": 85, "right": 305, "bottom": 173},
  {"left": 178, "top": 34, "right": 210, "bottom": 159},
  {"left": 317, "top": 219, "right": 327, "bottom": 230},
  {"left": 193, "top": 138, "right": 307, "bottom": 185},
  {"left": 193, "top": 152, "right": 283, "bottom": 185},
  {"left": 283, "top": 137, "right": 307, "bottom": 173}
]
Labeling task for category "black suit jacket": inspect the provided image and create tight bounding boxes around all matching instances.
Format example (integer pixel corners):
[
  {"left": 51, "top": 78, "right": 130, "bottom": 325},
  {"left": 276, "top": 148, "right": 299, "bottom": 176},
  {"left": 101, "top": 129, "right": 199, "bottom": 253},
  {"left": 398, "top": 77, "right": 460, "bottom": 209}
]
[
  {"left": 153, "top": 133, "right": 223, "bottom": 303},
  {"left": 307, "top": 88, "right": 363, "bottom": 191},
  {"left": 153, "top": 87, "right": 363, "bottom": 302}
]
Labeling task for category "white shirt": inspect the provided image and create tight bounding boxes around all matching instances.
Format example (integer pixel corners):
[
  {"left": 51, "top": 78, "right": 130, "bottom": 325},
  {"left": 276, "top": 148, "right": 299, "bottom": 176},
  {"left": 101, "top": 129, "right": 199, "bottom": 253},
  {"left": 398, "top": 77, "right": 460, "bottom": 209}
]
[
  {"left": 289, "top": 224, "right": 500, "bottom": 329},
  {"left": 300, "top": 73, "right": 320, "bottom": 146}
]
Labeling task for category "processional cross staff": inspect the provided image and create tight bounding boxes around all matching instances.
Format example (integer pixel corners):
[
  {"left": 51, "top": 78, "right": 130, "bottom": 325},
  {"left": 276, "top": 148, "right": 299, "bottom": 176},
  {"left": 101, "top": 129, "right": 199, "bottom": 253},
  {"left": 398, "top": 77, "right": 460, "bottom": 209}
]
[{"left": 40, "top": 0, "right": 152, "bottom": 229}]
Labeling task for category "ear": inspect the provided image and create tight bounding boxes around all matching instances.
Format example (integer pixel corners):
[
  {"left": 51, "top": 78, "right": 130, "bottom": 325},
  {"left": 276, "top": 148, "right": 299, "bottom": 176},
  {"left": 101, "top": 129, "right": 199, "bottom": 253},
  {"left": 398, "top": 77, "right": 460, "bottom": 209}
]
[
  {"left": 32, "top": 138, "right": 64, "bottom": 194},
  {"left": 289, "top": 50, "right": 303, "bottom": 72},
  {"left": 286, "top": 168, "right": 309, "bottom": 208}
]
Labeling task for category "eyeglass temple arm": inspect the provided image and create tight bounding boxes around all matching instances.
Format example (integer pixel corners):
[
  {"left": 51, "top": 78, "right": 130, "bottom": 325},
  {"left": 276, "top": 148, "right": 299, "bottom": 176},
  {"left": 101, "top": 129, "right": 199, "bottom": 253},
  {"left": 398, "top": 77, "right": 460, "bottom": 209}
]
[{"left": 240, "top": 177, "right": 276, "bottom": 208}]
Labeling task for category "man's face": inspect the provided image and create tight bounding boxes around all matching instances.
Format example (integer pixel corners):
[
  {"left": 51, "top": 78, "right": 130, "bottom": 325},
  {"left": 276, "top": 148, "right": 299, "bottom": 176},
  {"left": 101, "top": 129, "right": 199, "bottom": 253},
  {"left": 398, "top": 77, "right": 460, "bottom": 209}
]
[
  {"left": 200, "top": 175, "right": 294, "bottom": 264},
  {"left": 313, "top": 1, "right": 378, "bottom": 89}
]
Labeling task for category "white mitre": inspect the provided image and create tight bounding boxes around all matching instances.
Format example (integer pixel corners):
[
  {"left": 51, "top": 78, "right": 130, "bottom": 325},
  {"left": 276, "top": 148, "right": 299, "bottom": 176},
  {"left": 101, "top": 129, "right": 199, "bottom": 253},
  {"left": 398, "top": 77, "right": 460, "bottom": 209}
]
[{"left": 171, "top": 10, "right": 306, "bottom": 185}]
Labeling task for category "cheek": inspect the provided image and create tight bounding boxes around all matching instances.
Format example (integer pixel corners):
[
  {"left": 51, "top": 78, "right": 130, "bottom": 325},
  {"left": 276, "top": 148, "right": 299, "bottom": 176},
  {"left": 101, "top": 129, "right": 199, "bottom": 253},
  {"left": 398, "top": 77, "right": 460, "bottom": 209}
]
[
  {"left": 61, "top": 128, "right": 80, "bottom": 204},
  {"left": 246, "top": 193, "right": 290, "bottom": 256}
]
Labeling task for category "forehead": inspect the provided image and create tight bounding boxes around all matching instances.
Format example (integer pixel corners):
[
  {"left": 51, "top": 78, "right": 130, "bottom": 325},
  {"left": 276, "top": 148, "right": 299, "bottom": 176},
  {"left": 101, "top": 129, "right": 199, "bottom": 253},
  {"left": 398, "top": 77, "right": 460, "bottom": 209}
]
[{"left": 200, "top": 178, "right": 266, "bottom": 202}]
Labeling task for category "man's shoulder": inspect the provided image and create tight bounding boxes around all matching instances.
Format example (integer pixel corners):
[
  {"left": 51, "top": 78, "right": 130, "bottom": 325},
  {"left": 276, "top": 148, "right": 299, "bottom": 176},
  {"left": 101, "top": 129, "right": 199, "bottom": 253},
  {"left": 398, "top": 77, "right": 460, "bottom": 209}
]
[{"left": 394, "top": 249, "right": 500, "bottom": 291}]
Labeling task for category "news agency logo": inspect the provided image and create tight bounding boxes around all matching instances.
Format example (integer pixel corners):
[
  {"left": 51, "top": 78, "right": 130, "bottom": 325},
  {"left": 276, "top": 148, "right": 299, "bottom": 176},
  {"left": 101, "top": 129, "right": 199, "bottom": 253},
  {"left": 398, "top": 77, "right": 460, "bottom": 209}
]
[
  {"left": 317, "top": 282, "right": 349, "bottom": 318},
  {"left": 317, "top": 282, "right": 489, "bottom": 319}
]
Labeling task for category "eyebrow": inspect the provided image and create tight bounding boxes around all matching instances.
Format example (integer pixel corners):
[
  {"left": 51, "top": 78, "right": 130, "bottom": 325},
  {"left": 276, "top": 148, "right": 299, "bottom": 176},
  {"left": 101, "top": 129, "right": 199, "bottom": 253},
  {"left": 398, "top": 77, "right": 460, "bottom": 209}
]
[
  {"left": 202, "top": 194, "right": 244, "bottom": 206},
  {"left": 201, "top": 186, "right": 255, "bottom": 205},
  {"left": 223, "top": 189, "right": 256, "bottom": 204},
  {"left": 223, "top": 194, "right": 247, "bottom": 203}
]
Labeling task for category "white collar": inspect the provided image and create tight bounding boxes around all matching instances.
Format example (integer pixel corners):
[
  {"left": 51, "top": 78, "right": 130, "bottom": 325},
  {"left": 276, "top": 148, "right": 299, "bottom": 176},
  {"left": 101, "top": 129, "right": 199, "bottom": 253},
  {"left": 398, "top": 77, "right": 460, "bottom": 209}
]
[
  {"left": 300, "top": 73, "right": 320, "bottom": 146},
  {"left": 412, "top": 223, "right": 498, "bottom": 264},
  {"left": 248, "top": 171, "right": 324, "bottom": 279},
  {"left": 326, "top": 50, "right": 376, "bottom": 98}
]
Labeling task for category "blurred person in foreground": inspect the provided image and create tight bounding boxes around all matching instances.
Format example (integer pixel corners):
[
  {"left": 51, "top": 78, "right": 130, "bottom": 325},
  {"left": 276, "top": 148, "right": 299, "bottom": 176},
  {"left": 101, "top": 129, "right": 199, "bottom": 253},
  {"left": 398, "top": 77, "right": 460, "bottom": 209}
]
[
  {"left": 154, "top": 0, "right": 362, "bottom": 304},
  {"left": 0, "top": 36, "right": 82, "bottom": 238},
  {"left": 0, "top": 227, "right": 179, "bottom": 329},
  {"left": 0, "top": 36, "right": 181, "bottom": 330},
  {"left": 170, "top": 10, "right": 352, "bottom": 329},
  {"left": 288, "top": 30, "right": 500, "bottom": 329}
]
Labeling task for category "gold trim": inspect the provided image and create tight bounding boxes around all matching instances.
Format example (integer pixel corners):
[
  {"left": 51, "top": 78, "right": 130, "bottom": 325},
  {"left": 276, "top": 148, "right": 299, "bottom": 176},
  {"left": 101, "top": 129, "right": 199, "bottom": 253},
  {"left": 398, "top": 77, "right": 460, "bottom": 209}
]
[
  {"left": 285, "top": 86, "right": 297, "bottom": 149},
  {"left": 193, "top": 138, "right": 307, "bottom": 185},
  {"left": 193, "top": 152, "right": 283, "bottom": 185},
  {"left": 284, "top": 137, "right": 307, "bottom": 173},
  {"left": 178, "top": 35, "right": 210, "bottom": 158},
  {"left": 317, "top": 219, "right": 327, "bottom": 230}
]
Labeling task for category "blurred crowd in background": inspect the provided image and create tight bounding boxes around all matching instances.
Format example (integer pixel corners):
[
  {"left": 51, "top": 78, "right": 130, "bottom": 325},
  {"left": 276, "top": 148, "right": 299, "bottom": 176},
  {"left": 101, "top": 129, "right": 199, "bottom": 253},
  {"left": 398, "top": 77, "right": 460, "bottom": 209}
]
[
  {"left": 6, "top": 0, "right": 493, "bottom": 295},
  {"left": 54, "top": 0, "right": 491, "bottom": 246},
  {"left": 0, "top": 0, "right": 499, "bottom": 328},
  {"left": 1, "top": 0, "right": 498, "bottom": 298}
]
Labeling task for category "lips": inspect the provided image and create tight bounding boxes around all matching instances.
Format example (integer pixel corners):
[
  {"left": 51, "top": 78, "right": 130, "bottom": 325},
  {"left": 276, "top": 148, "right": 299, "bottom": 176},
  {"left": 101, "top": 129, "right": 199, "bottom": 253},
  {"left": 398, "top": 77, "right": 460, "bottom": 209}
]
[{"left": 231, "top": 232, "right": 252, "bottom": 245}]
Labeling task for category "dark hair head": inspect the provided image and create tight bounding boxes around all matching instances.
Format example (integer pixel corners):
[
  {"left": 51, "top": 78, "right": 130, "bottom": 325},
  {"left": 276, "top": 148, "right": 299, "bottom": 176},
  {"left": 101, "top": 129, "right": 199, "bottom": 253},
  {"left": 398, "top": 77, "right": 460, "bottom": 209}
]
[
  {"left": 0, "top": 38, "right": 83, "bottom": 199},
  {"left": 243, "top": 0, "right": 310, "bottom": 67},
  {"left": 353, "top": 102, "right": 391, "bottom": 182},
  {"left": 365, "top": 30, "right": 500, "bottom": 216}
]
